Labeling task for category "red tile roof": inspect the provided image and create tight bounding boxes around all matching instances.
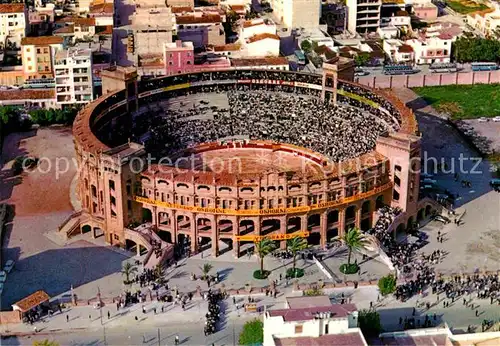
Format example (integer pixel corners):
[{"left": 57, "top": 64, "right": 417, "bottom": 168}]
[
  {"left": 268, "top": 304, "right": 357, "bottom": 322},
  {"left": 0, "top": 3, "right": 25, "bottom": 13},
  {"left": 212, "top": 43, "right": 241, "bottom": 52},
  {"left": 171, "top": 6, "right": 194, "bottom": 13},
  {"left": 12, "top": 290, "right": 50, "bottom": 313},
  {"left": 176, "top": 14, "right": 221, "bottom": 24},
  {"left": 398, "top": 44, "right": 414, "bottom": 53},
  {"left": 274, "top": 332, "right": 366, "bottom": 346},
  {"left": 246, "top": 33, "right": 280, "bottom": 43},
  {"left": 90, "top": 2, "right": 114, "bottom": 14},
  {"left": 0, "top": 89, "right": 55, "bottom": 101},
  {"left": 380, "top": 334, "right": 449, "bottom": 346},
  {"left": 56, "top": 16, "right": 96, "bottom": 26},
  {"left": 21, "top": 36, "right": 64, "bottom": 46}
]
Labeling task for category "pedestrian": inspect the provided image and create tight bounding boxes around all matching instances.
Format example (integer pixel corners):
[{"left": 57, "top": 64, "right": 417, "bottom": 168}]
[
  {"left": 161, "top": 305, "right": 164, "bottom": 313},
  {"left": 476, "top": 310, "right": 479, "bottom": 317},
  {"left": 412, "top": 307, "right": 416, "bottom": 316},
  {"left": 279, "top": 273, "right": 282, "bottom": 281},
  {"left": 399, "top": 317, "right": 403, "bottom": 325},
  {"left": 135, "top": 316, "right": 138, "bottom": 321},
  {"left": 34, "top": 326, "right": 38, "bottom": 333},
  {"left": 66, "top": 315, "right": 69, "bottom": 323},
  {"left": 370, "top": 301, "right": 373, "bottom": 308},
  {"left": 108, "top": 311, "right": 110, "bottom": 319},
  {"left": 175, "top": 335, "right": 179, "bottom": 345},
  {"left": 433, "top": 313, "right": 436, "bottom": 321},
  {"left": 142, "top": 306, "right": 146, "bottom": 314},
  {"left": 154, "top": 307, "right": 157, "bottom": 314},
  {"left": 89, "top": 314, "right": 92, "bottom": 320},
  {"left": 232, "top": 296, "right": 236, "bottom": 304}
]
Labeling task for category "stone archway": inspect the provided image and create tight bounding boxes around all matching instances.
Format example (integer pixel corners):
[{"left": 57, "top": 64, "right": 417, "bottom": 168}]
[
  {"left": 307, "top": 214, "right": 321, "bottom": 230},
  {"left": 261, "top": 219, "right": 280, "bottom": 236},
  {"left": 158, "top": 212, "right": 170, "bottom": 226},
  {"left": 376, "top": 195, "right": 384, "bottom": 209},
  {"left": 93, "top": 227, "right": 104, "bottom": 238},
  {"left": 407, "top": 216, "right": 414, "bottom": 231},
  {"left": 218, "top": 219, "right": 233, "bottom": 233},
  {"left": 345, "top": 205, "right": 356, "bottom": 222},
  {"left": 417, "top": 208, "right": 425, "bottom": 222},
  {"left": 82, "top": 224, "right": 92, "bottom": 234},
  {"left": 177, "top": 214, "right": 192, "bottom": 231},
  {"left": 287, "top": 217, "right": 301, "bottom": 233},
  {"left": 142, "top": 208, "right": 153, "bottom": 223},
  {"left": 197, "top": 217, "right": 212, "bottom": 233},
  {"left": 239, "top": 219, "right": 254, "bottom": 236},
  {"left": 361, "top": 201, "right": 370, "bottom": 215}
]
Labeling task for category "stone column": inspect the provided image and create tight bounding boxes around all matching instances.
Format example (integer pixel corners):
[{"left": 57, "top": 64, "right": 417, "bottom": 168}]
[
  {"left": 301, "top": 215, "right": 308, "bottom": 231},
  {"left": 171, "top": 210, "right": 178, "bottom": 245},
  {"left": 191, "top": 215, "right": 198, "bottom": 254},
  {"left": 233, "top": 217, "right": 240, "bottom": 258},
  {"left": 320, "top": 212, "right": 328, "bottom": 248},
  {"left": 338, "top": 209, "right": 345, "bottom": 237},
  {"left": 280, "top": 216, "right": 287, "bottom": 250},
  {"left": 211, "top": 216, "right": 218, "bottom": 257},
  {"left": 355, "top": 207, "right": 362, "bottom": 229}
]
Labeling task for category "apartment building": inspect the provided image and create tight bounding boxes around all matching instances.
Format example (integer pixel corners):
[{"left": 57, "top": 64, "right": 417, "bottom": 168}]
[
  {"left": 466, "top": 4, "right": 500, "bottom": 36},
  {"left": 268, "top": 0, "right": 321, "bottom": 29},
  {"left": 383, "top": 39, "right": 414, "bottom": 63},
  {"left": 28, "top": 3, "right": 55, "bottom": 36},
  {"left": 21, "top": 36, "right": 64, "bottom": 79},
  {"left": 163, "top": 40, "right": 194, "bottom": 75},
  {"left": 54, "top": 17, "right": 96, "bottom": 44},
  {"left": 176, "top": 12, "right": 226, "bottom": 48},
  {"left": 346, "top": 0, "right": 382, "bottom": 33},
  {"left": 406, "top": 35, "right": 452, "bottom": 64},
  {"left": 0, "top": 4, "right": 28, "bottom": 49},
  {"left": 54, "top": 48, "right": 94, "bottom": 106},
  {"left": 263, "top": 296, "right": 366, "bottom": 346}
]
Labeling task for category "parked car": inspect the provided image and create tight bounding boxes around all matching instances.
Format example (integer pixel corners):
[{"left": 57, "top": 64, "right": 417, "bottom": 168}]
[
  {"left": 493, "top": 116, "right": 500, "bottom": 122},
  {"left": 0, "top": 271, "right": 6, "bottom": 283},
  {"left": 477, "top": 117, "right": 489, "bottom": 122},
  {"left": 354, "top": 68, "right": 369, "bottom": 77},
  {"left": 3, "top": 260, "right": 15, "bottom": 273}
]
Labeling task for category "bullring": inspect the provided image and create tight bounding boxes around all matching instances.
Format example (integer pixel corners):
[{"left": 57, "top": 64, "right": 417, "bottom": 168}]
[{"left": 67, "top": 66, "right": 425, "bottom": 267}]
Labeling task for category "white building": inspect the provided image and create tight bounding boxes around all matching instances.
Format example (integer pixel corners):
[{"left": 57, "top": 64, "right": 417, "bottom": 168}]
[
  {"left": 466, "top": 4, "right": 500, "bottom": 36},
  {"left": 383, "top": 39, "right": 414, "bottom": 63},
  {"left": 346, "top": 0, "right": 381, "bottom": 33},
  {"left": 239, "top": 18, "right": 276, "bottom": 41},
  {"left": 268, "top": 0, "right": 321, "bottom": 29},
  {"left": 263, "top": 296, "right": 366, "bottom": 346},
  {"left": 0, "top": 4, "right": 27, "bottom": 49},
  {"left": 244, "top": 33, "right": 280, "bottom": 57},
  {"left": 405, "top": 35, "right": 452, "bottom": 64},
  {"left": 54, "top": 48, "right": 94, "bottom": 106}
]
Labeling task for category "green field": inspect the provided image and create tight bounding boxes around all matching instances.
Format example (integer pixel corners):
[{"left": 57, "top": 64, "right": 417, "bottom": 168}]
[
  {"left": 413, "top": 84, "right": 500, "bottom": 119},
  {"left": 445, "top": 0, "right": 489, "bottom": 14}
]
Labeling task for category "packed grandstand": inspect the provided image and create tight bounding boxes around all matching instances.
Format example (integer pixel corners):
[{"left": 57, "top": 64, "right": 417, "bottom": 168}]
[{"left": 86, "top": 70, "right": 414, "bottom": 165}]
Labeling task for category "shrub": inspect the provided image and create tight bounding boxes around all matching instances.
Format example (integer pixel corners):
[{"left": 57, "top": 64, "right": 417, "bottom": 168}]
[
  {"left": 378, "top": 274, "right": 397, "bottom": 296},
  {"left": 340, "top": 263, "right": 359, "bottom": 274},
  {"left": 358, "top": 309, "right": 382, "bottom": 338},
  {"left": 304, "top": 287, "right": 323, "bottom": 296},
  {"left": 239, "top": 319, "right": 263, "bottom": 345},
  {"left": 286, "top": 267, "right": 304, "bottom": 278},
  {"left": 253, "top": 270, "right": 270, "bottom": 279}
]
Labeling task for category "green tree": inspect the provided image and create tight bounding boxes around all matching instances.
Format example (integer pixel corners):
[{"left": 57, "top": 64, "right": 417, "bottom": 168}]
[
  {"left": 121, "top": 262, "right": 137, "bottom": 284},
  {"left": 300, "top": 40, "right": 312, "bottom": 53},
  {"left": 358, "top": 309, "right": 382, "bottom": 338},
  {"left": 304, "top": 287, "right": 323, "bottom": 296},
  {"left": 354, "top": 52, "right": 371, "bottom": 66},
  {"left": 378, "top": 274, "right": 397, "bottom": 296},
  {"left": 254, "top": 237, "right": 275, "bottom": 275},
  {"left": 453, "top": 36, "right": 500, "bottom": 63},
  {"left": 287, "top": 236, "right": 307, "bottom": 275},
  {"left": 33, "top": 340, "right": 59, "bottom": 346},
  {"left": 200, "top": 263, "right": 213, "bottom": 280},
  {"left": 238, "top": 319, "right": 263, "bottom": 345},
  {"left": 334, "top": 227, "right": 368, "bottom": 267}
]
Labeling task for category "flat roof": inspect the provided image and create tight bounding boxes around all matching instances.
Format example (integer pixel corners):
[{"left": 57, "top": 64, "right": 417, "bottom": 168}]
[
  {"left": 0, "top": 89, "right": 55, "bottom": 101},
  {"left": 274, "top": 331, "right": 366, "bottom": 346},
  {"left": 231, "top": 57, "right": 288, "bottom": 67},
  {"left": 12, "top": 290, "right": 50, "bottom": 313},
  {"left": 268, "top": 304, "right": 357, "bottom": 322},
  {"left": 286, "top": 296, "right": 332, "bottom": 309},
  {"left": 21, "top": 36, "right": 63, "bottom": 46}
]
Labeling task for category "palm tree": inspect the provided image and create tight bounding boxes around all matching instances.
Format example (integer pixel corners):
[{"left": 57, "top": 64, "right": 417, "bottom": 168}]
[
  {"left": 200, "top": 263, "right": 213, "bottom": 280},
  {"left": 254, "top": 237, "right": 276, "bottom": 275},
  {"left": 121, "top": 262, "right": 137, "bottom": 284},
  {"left": 334, "top": 227, "right": 368, "bottom": 267},
  {"left": 287, "top": 236, "right": 308, "bottom": 275}
]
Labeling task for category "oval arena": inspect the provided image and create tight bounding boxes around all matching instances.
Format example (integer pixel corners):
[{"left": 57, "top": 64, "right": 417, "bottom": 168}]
[{"left": 68, "top": 66, "right": 429, "bottom": 266}]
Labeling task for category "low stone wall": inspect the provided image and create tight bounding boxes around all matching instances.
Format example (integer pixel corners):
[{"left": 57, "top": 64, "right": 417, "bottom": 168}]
[{"left": 0, "top": 311, "right": 22, "bottom": 324}]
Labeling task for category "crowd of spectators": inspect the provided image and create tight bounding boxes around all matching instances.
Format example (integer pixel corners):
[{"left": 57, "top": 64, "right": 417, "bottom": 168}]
[{"left": 134, "top": 84, "right": 396, "bottom": 163}]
